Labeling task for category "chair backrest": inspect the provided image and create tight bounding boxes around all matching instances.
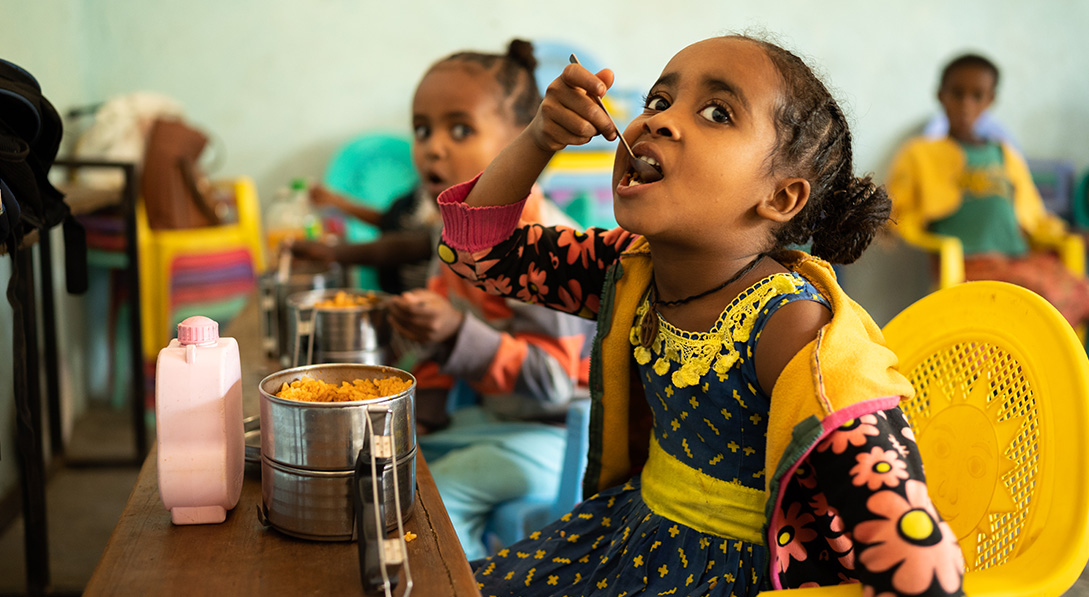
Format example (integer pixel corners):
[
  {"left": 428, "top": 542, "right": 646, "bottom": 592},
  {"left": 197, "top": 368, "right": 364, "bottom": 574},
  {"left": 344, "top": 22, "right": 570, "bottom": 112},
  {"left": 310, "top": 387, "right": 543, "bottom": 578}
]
[
  {"left": 1027, "top": 158, "right": 1076, "bottom": 222},
  {"left": 1074, "top": 168, "right": 1089, "bottom": 230},
  {"left": 137, "top": 177, "right": 265, "bottom": 359},
  {"left": 323, "top": 132, "right": 417, "bottom": 214},
  {"left": 552, "top": 397, "right": 591, "bottom": 519},
  {"left": 882, "top": 281, "right": 1089, "bottom": 595},
  {"left": 322, "top": 132, "right": 417, "bottom": 290},
  {"left": 538, "top": 150, "right": 617, "bottom": 230}
]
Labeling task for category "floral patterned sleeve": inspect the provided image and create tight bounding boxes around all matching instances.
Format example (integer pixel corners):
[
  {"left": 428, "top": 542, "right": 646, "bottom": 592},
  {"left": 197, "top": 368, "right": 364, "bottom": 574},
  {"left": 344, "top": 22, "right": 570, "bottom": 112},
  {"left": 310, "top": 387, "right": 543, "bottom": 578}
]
[
  {"left": 437, "top": 175, "right": 641, "bottom": 319},
  {"left": 439, "top": 222, "right": 640, "bottom": 320},
  {"left": 776, "top": 407, "right": 966, "bottom": 596}
]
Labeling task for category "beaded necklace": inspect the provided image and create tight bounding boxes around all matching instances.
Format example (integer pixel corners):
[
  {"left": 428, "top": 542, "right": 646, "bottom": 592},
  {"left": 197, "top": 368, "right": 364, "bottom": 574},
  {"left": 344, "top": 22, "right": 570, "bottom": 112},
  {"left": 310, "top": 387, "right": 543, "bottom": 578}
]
[{"left": 638, "top": 254, "right": 765, "bottom": 348}]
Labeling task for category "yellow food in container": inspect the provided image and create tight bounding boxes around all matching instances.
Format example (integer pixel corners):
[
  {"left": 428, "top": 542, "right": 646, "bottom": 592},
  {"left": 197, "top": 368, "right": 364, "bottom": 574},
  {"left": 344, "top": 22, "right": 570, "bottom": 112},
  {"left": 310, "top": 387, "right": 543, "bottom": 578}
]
[
  {"left": 312, "top": 290, "right": 381, "bottom": 309},
  {"left": 276, "top": 375, "right": 412, "bottom": 403}
]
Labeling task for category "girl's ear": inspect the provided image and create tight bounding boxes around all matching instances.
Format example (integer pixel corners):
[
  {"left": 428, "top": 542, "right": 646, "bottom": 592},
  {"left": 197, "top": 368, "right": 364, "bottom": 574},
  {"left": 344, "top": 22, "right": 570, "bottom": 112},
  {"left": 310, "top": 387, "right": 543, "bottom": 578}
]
[{"left": 757, "top": 178, "right": 810, "bottom": 222}]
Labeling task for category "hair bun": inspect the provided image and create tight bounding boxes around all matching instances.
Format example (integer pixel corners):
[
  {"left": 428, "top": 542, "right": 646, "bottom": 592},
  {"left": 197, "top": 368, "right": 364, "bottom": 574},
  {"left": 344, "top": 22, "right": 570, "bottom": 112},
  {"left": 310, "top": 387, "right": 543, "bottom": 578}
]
[
  {"left": 811, "top": 173, "right": 891, "bottom": 264},
  {"left": 506, "top": 39, "right": 538, "bottom": 72},
  {"left": 844, "top": 175, "right": 878, "bottom": 206}
]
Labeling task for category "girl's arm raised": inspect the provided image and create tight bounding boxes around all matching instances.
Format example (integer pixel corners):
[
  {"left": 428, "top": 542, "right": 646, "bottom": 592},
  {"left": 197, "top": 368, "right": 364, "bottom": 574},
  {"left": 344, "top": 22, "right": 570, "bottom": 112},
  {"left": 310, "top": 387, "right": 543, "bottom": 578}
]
[{"left": 465, "top": 63, "right": 618, "bottom": 208}]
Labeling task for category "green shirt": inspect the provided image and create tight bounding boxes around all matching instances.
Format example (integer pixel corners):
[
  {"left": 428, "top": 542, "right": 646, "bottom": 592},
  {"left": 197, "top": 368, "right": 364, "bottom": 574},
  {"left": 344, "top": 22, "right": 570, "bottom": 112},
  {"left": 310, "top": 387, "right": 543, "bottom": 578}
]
[{"left": 929, "top": 141, "right": 1029, "bottom": 257}]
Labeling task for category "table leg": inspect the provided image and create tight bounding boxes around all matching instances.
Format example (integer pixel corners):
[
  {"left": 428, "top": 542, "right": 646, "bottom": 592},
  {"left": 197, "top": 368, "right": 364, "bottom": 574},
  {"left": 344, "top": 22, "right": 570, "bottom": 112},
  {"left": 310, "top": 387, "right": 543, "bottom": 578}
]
[
  {"left": 10, "top": 240, "right": 51, "bottom": 595},
  {"left": 38, "top": 229, "right": 64, "bottom": 458}
]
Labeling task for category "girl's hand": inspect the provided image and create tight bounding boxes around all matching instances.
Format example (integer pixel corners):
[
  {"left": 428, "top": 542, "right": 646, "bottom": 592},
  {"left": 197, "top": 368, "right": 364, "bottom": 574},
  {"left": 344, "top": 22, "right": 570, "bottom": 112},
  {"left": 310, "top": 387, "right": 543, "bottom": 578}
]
[
  {"left": 463, "top": 62, "right": 618, "bottom": 208},
  {"left": 290, "top": 240, "right": 337, "bottom": 265},
  {"left": 388, "top": 289, "right": 465, "bottom": 346},
  {"left": 530, "top": 63, "right": 618, "bottom": 153},
  {"left": 309, "top": 184, "right": 350, "bottom": 211}
]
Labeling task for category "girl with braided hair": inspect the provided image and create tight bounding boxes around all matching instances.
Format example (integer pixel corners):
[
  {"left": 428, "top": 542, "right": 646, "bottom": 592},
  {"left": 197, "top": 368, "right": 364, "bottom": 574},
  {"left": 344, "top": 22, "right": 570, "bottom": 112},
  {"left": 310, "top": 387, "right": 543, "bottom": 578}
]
[
  {"left": 291, "top": 40, "right": 591, "bottom": 561},
  {"left": 292, "top": 39, "right": 553, "bottom": 294},
  {"left": 434, "top": 35, "right": 964, "bottom": 595}
]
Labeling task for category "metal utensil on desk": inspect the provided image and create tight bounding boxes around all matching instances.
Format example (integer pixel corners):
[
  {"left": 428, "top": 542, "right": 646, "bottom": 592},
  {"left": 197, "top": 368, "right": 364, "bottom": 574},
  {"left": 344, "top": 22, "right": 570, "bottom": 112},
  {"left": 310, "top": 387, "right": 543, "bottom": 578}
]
[
  {"left": 568, "top": 54, "right": 663, "bottom": 184},
  {"left": 276, "top": 242, "right": 293, "bottom": 284},
  {"left": 355, "top": 406, "right": 413, "bottom": 596}
]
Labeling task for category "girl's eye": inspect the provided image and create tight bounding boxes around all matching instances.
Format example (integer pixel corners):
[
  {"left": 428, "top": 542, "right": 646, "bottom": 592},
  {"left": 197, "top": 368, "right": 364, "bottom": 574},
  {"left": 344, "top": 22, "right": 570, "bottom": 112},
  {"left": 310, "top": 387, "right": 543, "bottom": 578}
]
[
  {"left": 699, "top": 104, "right": 731, "bottom": 124},
  {"left": 644, "top": 96, "right": 670, "bottom": 111},
  {"left": 451, "top": 124, "right": 473, "bottom": 140},
  {"left": 413, "top": 124, "right": 430, "bottom": 140}
]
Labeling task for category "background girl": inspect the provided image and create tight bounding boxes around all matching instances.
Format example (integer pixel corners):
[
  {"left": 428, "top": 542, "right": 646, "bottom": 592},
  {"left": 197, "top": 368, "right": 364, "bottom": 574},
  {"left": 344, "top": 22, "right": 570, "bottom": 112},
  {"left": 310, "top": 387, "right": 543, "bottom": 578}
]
[{"left": 291, "top": 40, "right": 592, "bottom": 561}]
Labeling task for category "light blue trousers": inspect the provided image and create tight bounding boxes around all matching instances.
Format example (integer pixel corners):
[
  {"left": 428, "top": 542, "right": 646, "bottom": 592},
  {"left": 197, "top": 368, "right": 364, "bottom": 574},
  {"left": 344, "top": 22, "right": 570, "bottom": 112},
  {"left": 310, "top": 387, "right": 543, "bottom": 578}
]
[{"left": 420, "top": 407, "right": 565, "bottom": 561}]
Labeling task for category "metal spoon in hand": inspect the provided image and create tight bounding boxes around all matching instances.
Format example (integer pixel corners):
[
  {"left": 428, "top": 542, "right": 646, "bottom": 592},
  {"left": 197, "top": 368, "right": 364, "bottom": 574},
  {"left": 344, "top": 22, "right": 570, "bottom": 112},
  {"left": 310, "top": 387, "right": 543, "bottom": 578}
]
[{"left": 568, "top": 54, "right": 663, "bottom": 184}]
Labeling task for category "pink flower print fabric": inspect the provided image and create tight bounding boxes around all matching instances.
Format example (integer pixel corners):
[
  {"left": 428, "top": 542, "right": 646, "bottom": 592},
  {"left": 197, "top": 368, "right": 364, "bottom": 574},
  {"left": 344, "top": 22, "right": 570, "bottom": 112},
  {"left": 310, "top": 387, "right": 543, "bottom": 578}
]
[{"left": 777, "top": 408, "right": 965, "bottom": 595}]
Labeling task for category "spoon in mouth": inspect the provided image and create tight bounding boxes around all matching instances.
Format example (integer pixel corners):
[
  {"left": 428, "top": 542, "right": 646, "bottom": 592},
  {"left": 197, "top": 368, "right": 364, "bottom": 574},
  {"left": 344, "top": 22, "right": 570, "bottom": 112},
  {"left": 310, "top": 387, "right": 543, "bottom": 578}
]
[{"left": 569, "top": 54, "right": 663, "bottom": 184}]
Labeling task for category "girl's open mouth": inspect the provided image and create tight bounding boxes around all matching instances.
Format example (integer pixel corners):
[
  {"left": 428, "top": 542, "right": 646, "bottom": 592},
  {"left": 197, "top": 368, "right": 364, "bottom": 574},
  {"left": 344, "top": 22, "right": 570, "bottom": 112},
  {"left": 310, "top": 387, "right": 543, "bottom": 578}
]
[{"left": 621, "top": 155, "right": 664, "bottom": 187}]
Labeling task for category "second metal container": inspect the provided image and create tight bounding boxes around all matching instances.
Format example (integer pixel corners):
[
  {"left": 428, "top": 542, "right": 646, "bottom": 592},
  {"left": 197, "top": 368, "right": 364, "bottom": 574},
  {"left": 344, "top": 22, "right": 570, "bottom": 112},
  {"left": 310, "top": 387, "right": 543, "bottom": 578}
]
[
  {"left": 258, "top": 263, "right": 344, "bottom": 367},
  {"left": 286, "top": 288, "right": 391, "bottom": 367}
]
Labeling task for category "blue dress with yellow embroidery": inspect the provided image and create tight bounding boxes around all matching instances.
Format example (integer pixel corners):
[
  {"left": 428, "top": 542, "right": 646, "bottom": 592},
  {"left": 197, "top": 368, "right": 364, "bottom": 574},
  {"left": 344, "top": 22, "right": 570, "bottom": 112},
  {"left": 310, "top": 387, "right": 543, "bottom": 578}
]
[{"left": 474, "top": 272, "right": 828, "bottom": 597}]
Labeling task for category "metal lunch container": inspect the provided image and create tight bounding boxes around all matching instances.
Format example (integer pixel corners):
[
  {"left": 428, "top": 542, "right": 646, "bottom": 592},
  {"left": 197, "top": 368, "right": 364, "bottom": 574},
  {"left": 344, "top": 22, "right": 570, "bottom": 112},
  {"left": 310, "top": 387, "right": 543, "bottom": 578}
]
[
  {"left": 286, "top": 288, "right": 391, "bottom": 367},
  {"left": 258, "top": 263, "right": 344, "bottom": 367},
  {"left": 257, "top": 363, "right": 416, "bottom": 541},
  {"left": 260, "top": 453, "right": 416, "bottom": 541}
]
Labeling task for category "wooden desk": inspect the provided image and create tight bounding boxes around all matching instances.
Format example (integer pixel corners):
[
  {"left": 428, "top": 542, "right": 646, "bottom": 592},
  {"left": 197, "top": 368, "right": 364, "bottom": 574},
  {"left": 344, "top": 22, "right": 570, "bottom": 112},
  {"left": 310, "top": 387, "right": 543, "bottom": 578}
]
[
  {"left": 83, "top": 448, "right": 480, "bottom": 596},
  {"left": 82, "top": 292, "right": 481, "bottom": 596}
]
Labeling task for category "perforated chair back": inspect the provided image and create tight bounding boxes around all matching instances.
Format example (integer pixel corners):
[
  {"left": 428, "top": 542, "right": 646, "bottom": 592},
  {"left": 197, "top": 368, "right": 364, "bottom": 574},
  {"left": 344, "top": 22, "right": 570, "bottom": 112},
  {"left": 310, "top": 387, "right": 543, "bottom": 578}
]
[{"left": 883, "top": 281, "right": 1089, "bottom": 594}]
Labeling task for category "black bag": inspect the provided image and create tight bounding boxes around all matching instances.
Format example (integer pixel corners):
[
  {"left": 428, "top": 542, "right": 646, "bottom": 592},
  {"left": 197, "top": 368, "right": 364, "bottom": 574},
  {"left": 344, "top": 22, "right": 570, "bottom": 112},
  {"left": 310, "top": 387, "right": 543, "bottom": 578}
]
[
  {"left": 0, "top": 59, "right": 68, "bottom": 233},
  {"left": 0, "top": 58, "right": 74, "bottom": 540},
  {"left": 0, "top": 57, "right": 86, "bottom": 293},
  {"left": 0, "top": 168, "right": 20, "bottom": 244}
]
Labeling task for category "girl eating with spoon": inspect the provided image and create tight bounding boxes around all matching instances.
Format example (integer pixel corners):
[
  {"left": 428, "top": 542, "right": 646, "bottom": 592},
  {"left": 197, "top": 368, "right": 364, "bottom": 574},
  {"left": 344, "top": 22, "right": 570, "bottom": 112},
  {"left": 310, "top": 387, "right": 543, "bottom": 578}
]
[{"left": 435, "top": 34, "right": 965, "bottom": 596}]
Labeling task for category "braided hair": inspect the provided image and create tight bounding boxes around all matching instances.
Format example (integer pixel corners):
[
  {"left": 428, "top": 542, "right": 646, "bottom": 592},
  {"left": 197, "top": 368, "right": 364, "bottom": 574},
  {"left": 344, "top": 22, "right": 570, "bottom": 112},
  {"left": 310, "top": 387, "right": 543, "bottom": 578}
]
[
  {"left": 741, "top": 36, "right": 890, "bottom": 265},
  {"left": 439, "top": 39, "right": 542, "bottom": 126}
]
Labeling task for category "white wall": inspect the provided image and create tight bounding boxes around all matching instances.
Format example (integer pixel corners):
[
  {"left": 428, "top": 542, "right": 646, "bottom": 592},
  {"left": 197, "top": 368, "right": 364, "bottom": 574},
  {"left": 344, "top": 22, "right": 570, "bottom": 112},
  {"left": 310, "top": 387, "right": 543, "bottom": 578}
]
[
  {"left": 1, "top": 0, "right": 1087, "bottom": 495},
  {"left": 7, "top": 0, "right": 1088, "bottom": 202}
]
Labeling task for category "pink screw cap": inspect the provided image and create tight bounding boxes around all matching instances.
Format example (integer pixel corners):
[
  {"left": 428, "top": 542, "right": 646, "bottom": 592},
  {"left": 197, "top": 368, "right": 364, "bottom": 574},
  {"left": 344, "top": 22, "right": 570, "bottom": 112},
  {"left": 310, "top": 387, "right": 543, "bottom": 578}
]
[{"left": 177, "top": 316, "right": 220, "bottom": 345}]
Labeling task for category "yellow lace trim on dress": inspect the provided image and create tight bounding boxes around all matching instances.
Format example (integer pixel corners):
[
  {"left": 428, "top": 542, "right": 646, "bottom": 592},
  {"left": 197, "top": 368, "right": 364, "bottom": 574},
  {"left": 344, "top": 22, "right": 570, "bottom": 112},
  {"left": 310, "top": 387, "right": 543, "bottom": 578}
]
[{"left": 629, "top": 274, "right": 805, "bottom": 389}]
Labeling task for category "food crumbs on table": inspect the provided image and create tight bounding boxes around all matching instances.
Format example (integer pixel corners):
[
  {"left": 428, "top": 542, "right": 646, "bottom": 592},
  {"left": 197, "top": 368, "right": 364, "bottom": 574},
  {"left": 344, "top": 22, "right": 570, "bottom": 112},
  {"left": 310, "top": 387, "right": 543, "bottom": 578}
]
[
  {"left": 276, "top": 376, "right": 412, "bottom": 403},
  {"left": 405, "top": 532, "right": 417, "bottom": 542}
]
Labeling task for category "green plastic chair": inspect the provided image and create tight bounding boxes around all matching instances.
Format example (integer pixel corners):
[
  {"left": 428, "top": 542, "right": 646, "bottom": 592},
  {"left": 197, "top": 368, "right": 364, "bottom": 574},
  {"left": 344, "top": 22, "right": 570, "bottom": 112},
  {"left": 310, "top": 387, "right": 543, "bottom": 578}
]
[{"left": 322, "top": 132, "right": 418, "bottom": 290}]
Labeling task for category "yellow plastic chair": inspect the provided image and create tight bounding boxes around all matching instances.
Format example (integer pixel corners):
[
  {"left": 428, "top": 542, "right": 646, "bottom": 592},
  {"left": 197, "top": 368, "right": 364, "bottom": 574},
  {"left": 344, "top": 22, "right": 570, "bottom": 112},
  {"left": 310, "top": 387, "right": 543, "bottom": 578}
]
[
  {"left": 761, "top": 281, "right": 1089, "bottom": 596},
  {"left": 137, "top": 176, "right": 267, "bottom": 360},
  {"left": 895, "top": 218, "right": 1086, "bottom": 291},
  {"left": 895, "top": 218, "right": 1086, "bottom": 343}
]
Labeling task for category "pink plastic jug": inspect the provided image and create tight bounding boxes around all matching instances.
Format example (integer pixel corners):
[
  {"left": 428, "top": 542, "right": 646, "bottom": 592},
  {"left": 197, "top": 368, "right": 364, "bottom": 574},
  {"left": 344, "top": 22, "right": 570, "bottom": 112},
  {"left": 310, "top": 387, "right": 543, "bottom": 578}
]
[{"left": 155, "top": 315, "right": 243, "bottom": 524}]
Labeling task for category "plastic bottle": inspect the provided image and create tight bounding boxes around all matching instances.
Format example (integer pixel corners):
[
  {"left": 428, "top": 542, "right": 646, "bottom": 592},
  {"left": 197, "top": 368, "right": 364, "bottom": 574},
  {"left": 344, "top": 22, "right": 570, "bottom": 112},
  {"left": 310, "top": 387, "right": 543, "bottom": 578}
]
[
  {"left": 155, "top": 316, "right": 243, "bottom": 525},
  {"left": 265, "top": 178, "right": 323, "bottom": 263}
]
